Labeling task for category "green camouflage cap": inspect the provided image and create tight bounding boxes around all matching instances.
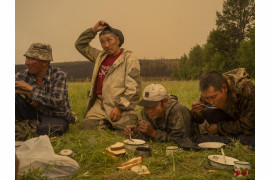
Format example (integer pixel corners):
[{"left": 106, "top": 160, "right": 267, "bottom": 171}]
[{"left": 24, "top": 43, "right": 53, "bottom": 61}]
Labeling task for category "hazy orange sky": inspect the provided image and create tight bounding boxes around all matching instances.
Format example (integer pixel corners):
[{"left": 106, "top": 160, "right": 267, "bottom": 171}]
[{"left": 15, "top": 0, "right": 223, "bottom": 64}]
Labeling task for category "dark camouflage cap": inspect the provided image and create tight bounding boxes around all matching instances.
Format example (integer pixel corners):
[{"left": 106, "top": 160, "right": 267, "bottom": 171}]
[
  {"left": 24, "top": 43, "right": 53, "bottom": 61},
  {"left": 100, "top": 24, "right": 124, "bottom": 47}
]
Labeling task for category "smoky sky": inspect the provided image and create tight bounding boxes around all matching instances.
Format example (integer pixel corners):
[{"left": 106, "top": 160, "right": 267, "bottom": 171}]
[{"left": 15, "top": 0, "right": 223, "bottom": 64}]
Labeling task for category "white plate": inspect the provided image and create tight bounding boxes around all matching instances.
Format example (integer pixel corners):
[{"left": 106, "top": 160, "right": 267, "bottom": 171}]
[
  {"left": 198, "top": 142, "right": 225, "bottom": 149},
  {"left": 208, "top": 155, "right": 239, "bottom": 170},
  {"left": 123, "top": 139, "right": 145, "bottom": 145}
]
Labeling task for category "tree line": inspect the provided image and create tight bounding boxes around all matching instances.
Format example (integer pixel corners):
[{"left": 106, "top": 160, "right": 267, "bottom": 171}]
[
  {"left": 172, "top": 0, "right": 255, "bottom": 80},
  {"left": 15, "top": 59, "right": 179, "bottom": 81}
]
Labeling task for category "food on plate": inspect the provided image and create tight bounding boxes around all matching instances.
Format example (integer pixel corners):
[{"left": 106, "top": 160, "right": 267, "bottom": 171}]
[
  {"left": 131, "top": 165, "right": 150, "bottom": 175},
  {"left": 117, "top": 157, "right": 143, "bottom": 170},
  {"left": 110, "top": 142, "right": 125, "bottom": 151}
]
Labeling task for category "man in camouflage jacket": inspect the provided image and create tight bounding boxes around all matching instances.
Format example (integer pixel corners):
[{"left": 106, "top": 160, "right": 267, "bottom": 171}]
[
  {"left": 192, "top": 68, "right": 255, "bottom": 137},
  {"left": 125, "top": 84, "right": 197, "bottom": 142}
]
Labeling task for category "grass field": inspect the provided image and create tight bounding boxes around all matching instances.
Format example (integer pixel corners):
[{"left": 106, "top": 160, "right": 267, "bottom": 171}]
[{"left": 20, "top": 80, "right": 255, "bottom": 180}]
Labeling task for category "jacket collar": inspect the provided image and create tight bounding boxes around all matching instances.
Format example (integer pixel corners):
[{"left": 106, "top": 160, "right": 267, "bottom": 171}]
[{"left": 103, "top": 49, "right": 128, "bottom": 76}]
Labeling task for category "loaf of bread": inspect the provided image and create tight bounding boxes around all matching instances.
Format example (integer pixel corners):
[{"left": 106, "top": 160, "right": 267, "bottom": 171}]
[
  {"left": 117, "top": 157, "right": 142, "bottom": 170},
  {"left": 131, "top": 165, "right": 151, "bottom": 175},
  {"left": 110, "top": 142, "right": 125, "bottom": 151},
  {"left": 106, "top": 147, "right": 126, "bottom": 156}
]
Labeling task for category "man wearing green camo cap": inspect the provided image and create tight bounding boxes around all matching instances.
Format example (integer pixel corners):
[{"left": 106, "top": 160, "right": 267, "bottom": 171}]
[
  {"left": 24, "top": 43, "right": 53, "bottom": 61},
  {"left": 15, "top": 43, "right": 74, "bottom": 141}
]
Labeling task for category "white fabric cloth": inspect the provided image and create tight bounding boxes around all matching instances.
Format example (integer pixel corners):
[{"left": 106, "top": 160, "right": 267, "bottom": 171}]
[{"left": 16, "top": 135, "right": 79, "bottom": 178}]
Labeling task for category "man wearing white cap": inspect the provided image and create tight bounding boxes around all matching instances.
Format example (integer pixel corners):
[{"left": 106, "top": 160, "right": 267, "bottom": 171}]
[{"left": 124, "top": 84, "right": 196, "bottom": 142}]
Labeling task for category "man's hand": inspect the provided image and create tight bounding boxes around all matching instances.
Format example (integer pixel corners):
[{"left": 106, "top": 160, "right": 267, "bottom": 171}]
[
  {"left": 207, "top": 123, "right": 218, "bottom": 135},
  {"left": 15, "top": 81, "right": 33, "bottom": 97},
  {"left": 92, "top": 20, "right": 108, "bottom": 33},
  {"left": 124, "top": 125, "right": 138, "bottom": 138},
  {"left": 138, "top": 120, "right": 157, "bottom": 138},
  {"left": 15, "top": 89, "right": 29, "bottom": 95},
  {"left": 110, "top": 107, "right": 122, "bottom": 122},
  {"left": 191, "top": 100, "right": 204, "bottom": 117}
]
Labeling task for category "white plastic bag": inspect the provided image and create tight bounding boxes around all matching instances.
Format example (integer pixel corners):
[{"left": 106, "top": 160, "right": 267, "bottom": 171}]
[{"left": 16, "top": 135, "right": 79, "bottom": 178}]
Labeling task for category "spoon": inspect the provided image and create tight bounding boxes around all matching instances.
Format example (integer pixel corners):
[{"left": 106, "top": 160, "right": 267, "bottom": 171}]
[
  {"left": 200, "top": 104, "right": 218, "bottom": 109},
  {"left": 129, "top": 132, "right": 134, "bottom": 142},
  {"left": 221, "top": 147, "right": 226, "bottom": 164}
]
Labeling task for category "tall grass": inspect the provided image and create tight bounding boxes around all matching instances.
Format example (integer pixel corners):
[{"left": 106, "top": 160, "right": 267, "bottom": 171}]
[{"left": 19, "top": 80, "right": 255, "bottom": 180}]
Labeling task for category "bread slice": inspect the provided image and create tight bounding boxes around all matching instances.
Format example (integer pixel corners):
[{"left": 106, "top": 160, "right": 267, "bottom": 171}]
[
  {"left": 117, "top": 157, "right": 142, "bottom": 170},
  {"left": 110, "top": 142, "right": 125, "bottom": 151},
  {"left": 131, "top": 165, "right": 151, "bottom": 175},
  {"left": 106, "top": 147, "right": 126, "bottom": 156}
]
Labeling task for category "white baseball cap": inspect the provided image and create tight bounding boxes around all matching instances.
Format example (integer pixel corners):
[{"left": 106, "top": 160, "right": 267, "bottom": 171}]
[{"left": 138, "top": 84, "right": 169, "bottom": 107}]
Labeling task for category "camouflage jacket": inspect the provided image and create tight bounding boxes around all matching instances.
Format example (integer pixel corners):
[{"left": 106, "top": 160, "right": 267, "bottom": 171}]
[
  {"left": 193, "top": 68, "right": 255, "bottom": 136},
  {"left": 15, "top": 65, "right": 72, "bottom": 121},
  {"left": 75, "top": 28, "right": 141, "bottom": 117},
  {"left": 137, "top": 95, "right": 196, "bottom": 142}
]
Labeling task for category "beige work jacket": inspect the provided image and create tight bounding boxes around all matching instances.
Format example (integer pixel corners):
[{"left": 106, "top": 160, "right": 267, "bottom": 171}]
[{"left": 75, "top": 28, "right": 141, "bottom": 117}]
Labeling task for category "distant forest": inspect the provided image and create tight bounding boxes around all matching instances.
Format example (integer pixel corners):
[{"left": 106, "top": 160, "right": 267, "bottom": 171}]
[
  {"left": 172, "top": 0, "right": 255, "bottom": 79},
  {"left": 15, "top": 59, "right": 178, "bottom": 81}
]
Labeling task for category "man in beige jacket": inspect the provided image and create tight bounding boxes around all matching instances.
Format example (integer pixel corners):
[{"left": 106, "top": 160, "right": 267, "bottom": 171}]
[{"left": 75, "top": 20, "right": 141, "bottom": 132}]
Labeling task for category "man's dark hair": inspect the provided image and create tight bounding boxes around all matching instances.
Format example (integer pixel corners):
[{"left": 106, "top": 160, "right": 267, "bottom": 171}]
[{"left": 199, "top": 71, "right": 227, "bottom": 92}]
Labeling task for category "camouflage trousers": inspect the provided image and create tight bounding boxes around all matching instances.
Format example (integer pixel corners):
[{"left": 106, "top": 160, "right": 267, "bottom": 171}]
[
  {"left": 15, "top": 119, "right": 39, "bottom": 141},
  {"left": 15, "top": 94, "right": 69, "bottom": 141}
]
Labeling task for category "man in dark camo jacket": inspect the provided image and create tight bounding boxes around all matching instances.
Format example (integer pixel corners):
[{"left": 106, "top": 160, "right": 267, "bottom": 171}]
[
  {"left": 191, "top": 68, "right": 255, "bottom": 138},
  {"left": 124, "top": 84, "right": 198, "bottom": 142}
]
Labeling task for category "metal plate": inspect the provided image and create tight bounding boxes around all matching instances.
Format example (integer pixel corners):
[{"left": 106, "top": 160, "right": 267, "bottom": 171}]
[
  {"left": 208, "top": 155, "right": 239, "bottom": 170},
  {"left": 123, "top": 139, "right": 145, "bottom": 145},
  {"left": 198, "top": 142, "right": 225, "bottom": 149}
]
